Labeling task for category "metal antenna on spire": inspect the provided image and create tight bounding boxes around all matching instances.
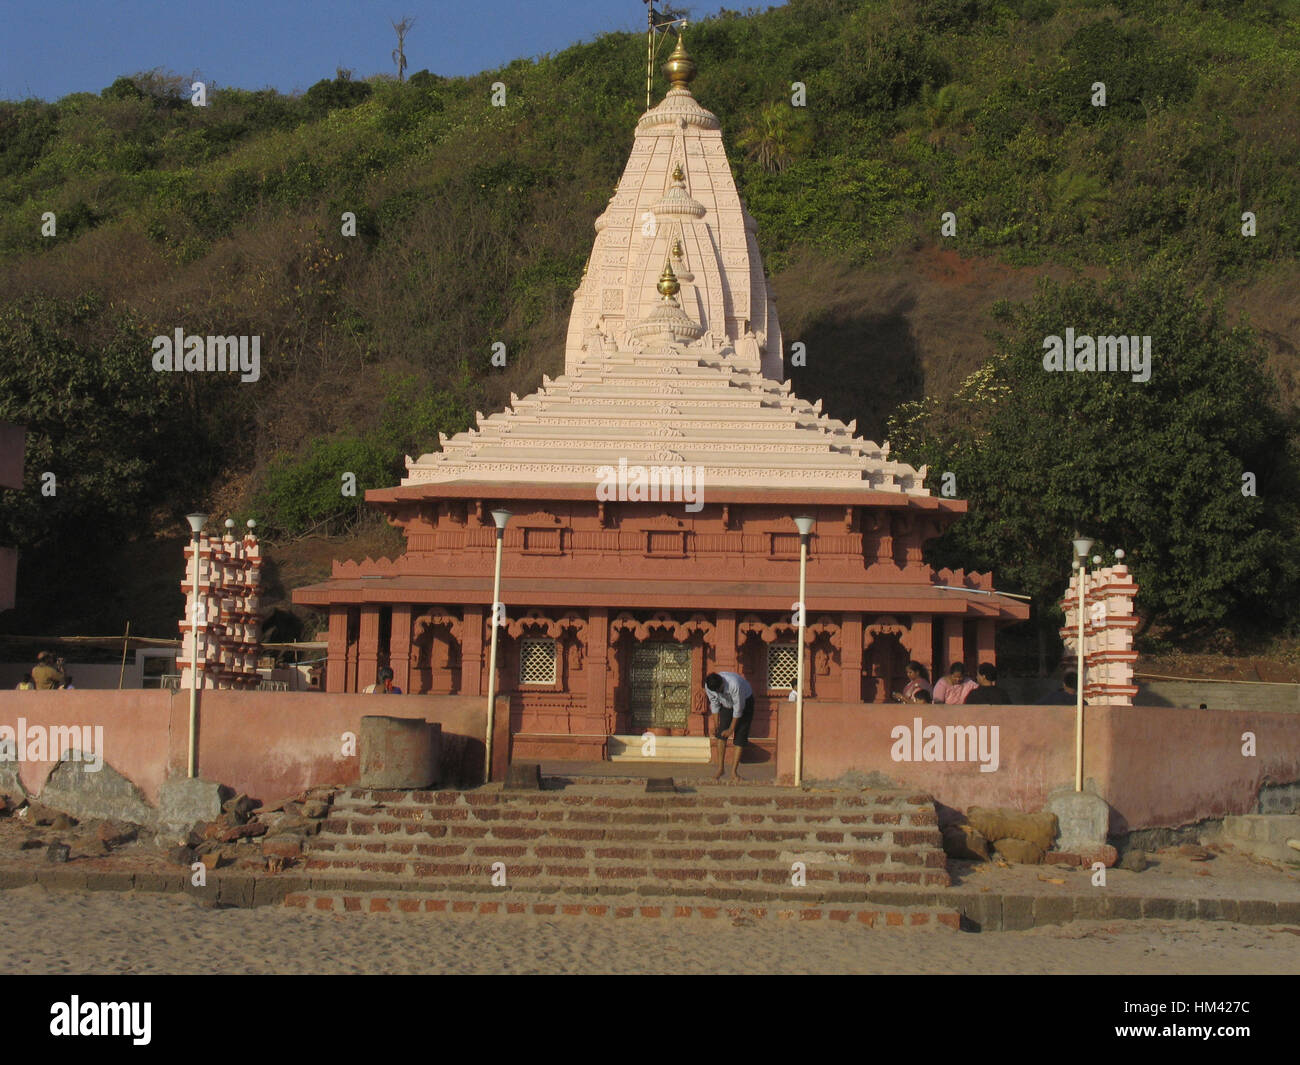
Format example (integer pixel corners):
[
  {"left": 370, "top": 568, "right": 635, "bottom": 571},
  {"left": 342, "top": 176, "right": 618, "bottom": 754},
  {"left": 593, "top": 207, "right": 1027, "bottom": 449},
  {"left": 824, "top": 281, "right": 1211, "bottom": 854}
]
[{"left": 643, "top": 2, "right": 688, "bottom": 109}]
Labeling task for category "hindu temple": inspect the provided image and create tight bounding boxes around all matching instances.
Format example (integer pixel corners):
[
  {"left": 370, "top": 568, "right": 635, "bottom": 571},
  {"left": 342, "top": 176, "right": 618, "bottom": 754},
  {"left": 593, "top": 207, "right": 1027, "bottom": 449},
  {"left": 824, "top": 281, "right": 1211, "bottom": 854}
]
[{"left": 293, "top": 37, "right": 1029, "bottom": 765}]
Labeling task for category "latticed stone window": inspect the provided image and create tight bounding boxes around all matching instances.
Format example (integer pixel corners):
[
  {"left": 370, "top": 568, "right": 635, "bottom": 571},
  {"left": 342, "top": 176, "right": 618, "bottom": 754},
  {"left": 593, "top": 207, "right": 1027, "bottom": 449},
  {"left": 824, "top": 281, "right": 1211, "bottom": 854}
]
[
  {"left": 519, "top": 639, "right": 557, "bottom": 685},
  {"left": 768, "top": 644, "right": 799, "bottom": 691}
]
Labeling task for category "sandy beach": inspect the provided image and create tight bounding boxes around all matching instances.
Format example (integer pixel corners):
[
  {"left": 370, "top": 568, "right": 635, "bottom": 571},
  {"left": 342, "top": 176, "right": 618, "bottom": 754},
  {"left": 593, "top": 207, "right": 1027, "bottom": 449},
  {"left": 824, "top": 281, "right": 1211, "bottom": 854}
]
[{"left": 2, "top": 883, "right": 1295, "bottom": 975}]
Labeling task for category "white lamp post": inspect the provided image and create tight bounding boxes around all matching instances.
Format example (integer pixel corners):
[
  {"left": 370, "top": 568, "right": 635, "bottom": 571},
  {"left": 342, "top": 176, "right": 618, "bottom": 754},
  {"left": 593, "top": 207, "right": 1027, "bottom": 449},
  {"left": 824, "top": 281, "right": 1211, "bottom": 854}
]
[
  {"left": 793, "top": 515, "right": 815, "bottom": 787},
  {"left": 484, "top": 508, "right": 512, "bottom": 784},
  {"left": 185, "top": 512, "right": 208, "bottom": 778},
  {"left": 1071, "top": 534, "right": 1095, "bottom": 793}
]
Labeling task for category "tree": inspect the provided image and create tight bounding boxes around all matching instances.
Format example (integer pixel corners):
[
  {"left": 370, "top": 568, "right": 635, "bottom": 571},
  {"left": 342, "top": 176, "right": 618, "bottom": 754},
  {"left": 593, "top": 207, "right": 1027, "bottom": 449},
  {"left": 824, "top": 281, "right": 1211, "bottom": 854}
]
[
  {"left": 392, "top": 17, "right": 416, "bottom": 83},
  {"left": 735, "top": 101, "right": 813, "bottom": 174},
  {"left": 887, "top": 263, "right": 1300, "bottom": 656}
]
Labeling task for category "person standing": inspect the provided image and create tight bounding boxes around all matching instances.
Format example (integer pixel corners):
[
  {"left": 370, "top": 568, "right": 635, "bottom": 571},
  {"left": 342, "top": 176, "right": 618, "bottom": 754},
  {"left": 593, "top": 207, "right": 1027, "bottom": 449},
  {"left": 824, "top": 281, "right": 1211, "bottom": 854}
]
[
  {"left": 704, "top": 670, "right": 754, "bottom": 782},
  {"left": 965, "top": 663, "right": 1011, "bottom": 704},
  {"left": 31, "top": 652, "right": 67, "bottom": 691},
  {"left": 931, "top": 662, "right": 977, "bottom": 705},
  {"left": 1041, "top": 670, "right": 1081, "bottom": 705}
]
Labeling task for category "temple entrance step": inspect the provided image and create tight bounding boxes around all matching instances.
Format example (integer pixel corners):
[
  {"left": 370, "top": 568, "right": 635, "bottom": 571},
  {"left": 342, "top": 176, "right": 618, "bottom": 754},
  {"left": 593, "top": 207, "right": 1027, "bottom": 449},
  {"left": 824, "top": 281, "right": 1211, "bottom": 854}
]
[
  {"left": 284, "top": 888, "right": 960, "bottom": 928},
  {"left": 607, "top": 735, "right": 712, "bottom": 763}
]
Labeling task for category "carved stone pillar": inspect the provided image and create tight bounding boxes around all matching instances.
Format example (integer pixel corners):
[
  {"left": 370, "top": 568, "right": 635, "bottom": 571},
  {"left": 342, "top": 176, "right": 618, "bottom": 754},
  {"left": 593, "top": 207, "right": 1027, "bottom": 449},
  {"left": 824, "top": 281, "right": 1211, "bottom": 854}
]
[
  {"left": 715, "top": 610, "right": 738, "bottom": 672},
  {"left": 389, "top": 606, "right": 412, "bottom": 694},
  {"left": 463, "top": 604, "right": 485, "bottom": 697},
  {"left": 841, "top": 613, "right": 863, "bottom": 703},
  {"left": 942, "top": 617, "right": 965, "bottom": 672},
  {"left": 976, "top": 618, "right": 996, "bottom": 668},
  {"left": 326, "top": 606, "right": 348, "bottom": 693},
  {"left": 586, "top": 607, "right": 609, "bottom": 730}
]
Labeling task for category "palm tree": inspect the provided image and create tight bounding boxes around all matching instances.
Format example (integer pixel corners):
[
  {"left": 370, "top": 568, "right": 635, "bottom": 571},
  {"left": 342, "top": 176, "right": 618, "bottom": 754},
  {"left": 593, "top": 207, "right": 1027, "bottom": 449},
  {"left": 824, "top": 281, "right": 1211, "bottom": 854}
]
[{"left": 735, "top": 102, "right": 813, "bottom": 174}]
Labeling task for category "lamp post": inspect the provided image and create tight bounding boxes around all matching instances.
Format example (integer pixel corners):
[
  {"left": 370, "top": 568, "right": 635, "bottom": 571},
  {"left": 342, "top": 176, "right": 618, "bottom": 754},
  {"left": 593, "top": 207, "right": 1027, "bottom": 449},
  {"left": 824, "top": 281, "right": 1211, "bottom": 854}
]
[
  {"left": 1071, "top": 534, "right": 1095, "bottom": 793},
  {"left": 793, "top": 515, "right": 815, "bottom": 787},
  {"left": 484, "top": 508, "right": 512, "bottom": 784},
  {"left": 185, "top": 512, "right": 208, "bottom": 779}
]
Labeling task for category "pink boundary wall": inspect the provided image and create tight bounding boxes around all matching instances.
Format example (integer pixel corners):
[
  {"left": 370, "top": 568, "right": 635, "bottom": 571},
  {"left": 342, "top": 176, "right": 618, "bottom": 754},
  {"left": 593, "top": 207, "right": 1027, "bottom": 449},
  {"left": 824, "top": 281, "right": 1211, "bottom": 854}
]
[
  {"left": 778, "top": 702, "right": 1300, "bottom": 832},
  {"left": 1, "top": 692, "right": 1295, "bottom": 832},
  {"left": 0, "top": 691, "right": 509, "bottom": 807}
]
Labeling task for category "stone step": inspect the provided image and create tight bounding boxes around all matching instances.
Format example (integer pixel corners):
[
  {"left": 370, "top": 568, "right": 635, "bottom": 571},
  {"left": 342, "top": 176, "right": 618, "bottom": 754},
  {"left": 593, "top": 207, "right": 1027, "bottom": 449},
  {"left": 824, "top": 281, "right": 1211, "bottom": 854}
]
[
  {"left": 284, "top": 889, "right": 960, "bottom": 928},
  {"left": 322, "top": 816, "right": 935, "bottom": 842},
  {"left": 607, "top": 735, "right": 712, "bottom": 763},
  {"left": 1220, "top": 815, "right": 1300, "bottom": 863},
  {"left": 330, "top": 787, "right": 935, "bottom": 812},
  {"left": 298, "top": 855, "right": 947, "bottom": 889},
  {"left": 309, "top": 835, "right": 939, "bottom": 861}
]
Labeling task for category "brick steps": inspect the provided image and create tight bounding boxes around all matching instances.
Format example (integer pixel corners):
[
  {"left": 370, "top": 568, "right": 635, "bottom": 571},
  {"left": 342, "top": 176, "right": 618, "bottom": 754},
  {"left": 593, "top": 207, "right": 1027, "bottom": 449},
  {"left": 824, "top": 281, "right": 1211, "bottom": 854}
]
[
  {"left": 294, "top": 785, "right": 953, "bottom": 925},
  {"left": 283, "top": 889, "right": 960, "bottom": 928}
]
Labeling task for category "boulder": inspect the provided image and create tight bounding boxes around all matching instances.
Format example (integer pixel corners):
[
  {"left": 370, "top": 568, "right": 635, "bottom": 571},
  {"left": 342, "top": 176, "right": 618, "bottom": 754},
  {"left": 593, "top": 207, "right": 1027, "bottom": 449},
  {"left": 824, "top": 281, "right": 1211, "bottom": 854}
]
[
  {"left": 262, "top": 835, "right": 303, "bottom": 860},
  {"left": 96, "top": 820, "right": 139, "bottom": 847},
  {"left": 1118, "top": 848, "right": 1147, "bottom": 872},
  {"left": 218, "top": 821, "right": 267, "bottom": 843},
  {"left": 45, "top": 842, "right": 71, "bottom": 863},
  {"left": 302, "top": 800, "right": 330, "bottom": 819},
  {"left": 167, "top": 844, "right": 196, "bottom": 866},
  {"left": 49, "top": 813, "right": 77, "bottom": 831},
  {"left": 992, "top": 837, "right": 1044, "bottom": 864},
  {"left": 967, "top": 807, "right": 1058, "bottom": 852},
  {"left": 942, "top": 823, "right": 989, "bottom": 861}
]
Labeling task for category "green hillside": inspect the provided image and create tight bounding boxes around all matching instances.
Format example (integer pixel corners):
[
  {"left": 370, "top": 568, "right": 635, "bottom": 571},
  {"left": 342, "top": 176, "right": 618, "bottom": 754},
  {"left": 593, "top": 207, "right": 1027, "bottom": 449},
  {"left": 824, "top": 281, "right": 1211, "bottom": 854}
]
[{"left": 1, "top": 0, "right": 1298, "bottom": 652}]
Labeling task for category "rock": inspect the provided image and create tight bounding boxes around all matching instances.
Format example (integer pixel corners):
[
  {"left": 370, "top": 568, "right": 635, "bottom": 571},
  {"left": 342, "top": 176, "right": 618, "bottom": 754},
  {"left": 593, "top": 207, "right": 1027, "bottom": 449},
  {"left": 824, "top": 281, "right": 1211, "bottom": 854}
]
[
  {"left": 25, "top": 802, "right": 59, "bottom": 826},
  {"left": 1177, "top": 844, "right": 1212, "bottom": 861},
  {"left": 45, "top": 842, "right": 71, "bottom": 863},
  {"left": 302, "top": 800, "right": 330, "bottom": 819},
  {"left": 198, "top": 851, "right": 222, "bottom": 870},
  {"left": 1045, "top": 851, "right": 1081, "bottom": 866},
  {"left": 167, "top": 844, "right": 195, "bottom": 866},
  {"left": 262, "top": 835, "right": 303, "bottom": 859},
  {"left": 49, "top": 813, "right": 76, "bottom": 831},
  {"left": 941, "top": 824, "right": 988, "bottom": 861},
  {"left": 222, "top": 793, "right": 259, "bottom": 818},
  {"left": 992, "top": 837, "right": 1044, "bottom": 864},
  {"left": 967, "top": 807, "right": 1058, "bottom": 852},
  {"left": 20, "top": 838, "right": 44, "bottom": 851},
  {"left": 1045, "top": 786, "right": 1110, "bottom": 853},
  {"left": 201, "top": 821, "right": 225, "bottom": 841},
  {"left": 1075, "top": 844, "right": 1118, "bottom": 867},
  {"left": 218, "top": 821, "right": 267, "bottom": 843},
  {"left": 1119, "top": 848, "right": 1147, "bottom": 872},
  {"left": 96, "top": 820, "right": 138, "bottom": 847}
]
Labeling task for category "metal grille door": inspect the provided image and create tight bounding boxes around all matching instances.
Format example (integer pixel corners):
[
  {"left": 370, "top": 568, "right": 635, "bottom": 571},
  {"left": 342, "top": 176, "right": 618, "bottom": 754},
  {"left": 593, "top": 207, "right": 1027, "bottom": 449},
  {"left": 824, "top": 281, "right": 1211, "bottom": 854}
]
[{"left": 628, "top": 643, "right": 692, "bottom": 730}]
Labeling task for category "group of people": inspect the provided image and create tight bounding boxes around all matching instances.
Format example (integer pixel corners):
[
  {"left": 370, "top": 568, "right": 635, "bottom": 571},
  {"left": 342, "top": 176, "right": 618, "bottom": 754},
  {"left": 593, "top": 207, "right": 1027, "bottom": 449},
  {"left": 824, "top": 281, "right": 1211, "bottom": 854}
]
[
  {"left": 14, "top": 651, "right": 74, "bottom": 690},
  {"left": 894, "top": 660, "right": 1080, "bottom": 706}
]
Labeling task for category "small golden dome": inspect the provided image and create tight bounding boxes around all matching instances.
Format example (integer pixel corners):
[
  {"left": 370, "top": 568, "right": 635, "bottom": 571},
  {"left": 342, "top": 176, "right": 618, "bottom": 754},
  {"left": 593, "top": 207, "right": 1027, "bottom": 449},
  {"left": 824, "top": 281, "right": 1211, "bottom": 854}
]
[
  {"left": 657, "top": 262, "right": 681, "bottom": 298},
  {"left": 662, "top": 35, "right": 696, "bottom": 90}
]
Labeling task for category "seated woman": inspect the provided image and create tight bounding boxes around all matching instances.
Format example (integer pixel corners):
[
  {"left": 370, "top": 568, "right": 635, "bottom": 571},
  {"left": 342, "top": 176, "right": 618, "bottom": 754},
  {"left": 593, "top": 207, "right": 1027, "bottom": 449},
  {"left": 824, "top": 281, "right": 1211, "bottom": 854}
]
[{"left": 895, "top": 661, "right": 932, "bottom": 703}]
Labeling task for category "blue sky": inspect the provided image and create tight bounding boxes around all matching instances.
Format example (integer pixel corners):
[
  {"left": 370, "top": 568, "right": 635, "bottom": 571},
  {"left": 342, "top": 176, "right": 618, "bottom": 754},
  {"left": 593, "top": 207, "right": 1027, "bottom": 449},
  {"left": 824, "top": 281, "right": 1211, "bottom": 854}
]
[{"left": 0, "top": 0, "right": 774, "bottom": 102}]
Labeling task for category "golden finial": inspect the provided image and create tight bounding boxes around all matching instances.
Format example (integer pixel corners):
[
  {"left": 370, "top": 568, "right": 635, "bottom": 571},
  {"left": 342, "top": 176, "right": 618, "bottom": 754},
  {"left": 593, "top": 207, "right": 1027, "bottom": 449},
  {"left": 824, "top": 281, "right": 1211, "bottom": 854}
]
[
  {"left": 671, "top": 239, "right": 683, "bottom": 259},
  {"left": 663, "top": 34, "right": 696, "bottom": 90},
  {"left": 671, "top": 163, "right": 684, "bottom": 183},
  {"left": 657, "top": 262, "right": 680, "bottom": 299}
]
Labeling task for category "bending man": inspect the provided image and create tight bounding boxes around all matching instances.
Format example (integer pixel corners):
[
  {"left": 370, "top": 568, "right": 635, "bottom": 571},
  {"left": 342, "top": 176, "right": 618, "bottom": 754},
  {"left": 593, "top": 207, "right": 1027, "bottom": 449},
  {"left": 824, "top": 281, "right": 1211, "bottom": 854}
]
[{"left": 704, "top": 670, "right": 754, "bottom": 782}]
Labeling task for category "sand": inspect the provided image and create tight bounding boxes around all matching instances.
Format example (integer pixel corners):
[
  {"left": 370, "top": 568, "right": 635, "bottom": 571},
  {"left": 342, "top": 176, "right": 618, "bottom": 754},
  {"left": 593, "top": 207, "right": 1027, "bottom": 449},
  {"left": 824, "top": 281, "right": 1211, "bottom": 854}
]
[{"left": 1, "top": 883, "right": 1296, "bottom": 975}]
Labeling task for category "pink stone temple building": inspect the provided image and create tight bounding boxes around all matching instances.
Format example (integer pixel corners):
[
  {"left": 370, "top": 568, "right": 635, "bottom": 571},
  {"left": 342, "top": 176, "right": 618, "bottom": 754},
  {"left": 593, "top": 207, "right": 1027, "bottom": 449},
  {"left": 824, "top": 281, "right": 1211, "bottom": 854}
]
[{"left": 294, "top": 40, "right": 1029, "bottom": 764}]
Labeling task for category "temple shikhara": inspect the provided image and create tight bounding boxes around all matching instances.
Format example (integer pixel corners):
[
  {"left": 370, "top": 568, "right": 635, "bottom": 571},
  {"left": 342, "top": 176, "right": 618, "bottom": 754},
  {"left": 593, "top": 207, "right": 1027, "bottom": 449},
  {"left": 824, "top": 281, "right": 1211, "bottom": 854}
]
[{"left": 294, "top": 38, "right": 1029, "bottom": 764}]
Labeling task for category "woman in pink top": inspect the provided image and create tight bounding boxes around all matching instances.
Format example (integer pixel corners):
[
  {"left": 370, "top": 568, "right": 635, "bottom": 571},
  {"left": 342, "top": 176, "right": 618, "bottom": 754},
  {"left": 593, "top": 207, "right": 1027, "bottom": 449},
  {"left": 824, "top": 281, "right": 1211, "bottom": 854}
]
[
  {"left": 931, "top": 662, "right": 978, "bottom": 704},
  {"left": 896, "top": 661, "right": 932, "bottom": 703}
]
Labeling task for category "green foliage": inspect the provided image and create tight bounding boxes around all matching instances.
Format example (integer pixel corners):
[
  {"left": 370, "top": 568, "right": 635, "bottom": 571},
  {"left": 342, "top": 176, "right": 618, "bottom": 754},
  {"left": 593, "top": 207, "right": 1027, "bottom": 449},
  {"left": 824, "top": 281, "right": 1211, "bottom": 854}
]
[
  {"left": 888, "top": 265, "right": 1300, "bottom": 635},
  {"left": 303, "top": 74, "right": 373, "bottom": 118},
  {"left": 251, "top": 435, "right": 393, "bottom": 537},
  {"left": 0, "top": 293, "right": 192, "bottom": 549}
]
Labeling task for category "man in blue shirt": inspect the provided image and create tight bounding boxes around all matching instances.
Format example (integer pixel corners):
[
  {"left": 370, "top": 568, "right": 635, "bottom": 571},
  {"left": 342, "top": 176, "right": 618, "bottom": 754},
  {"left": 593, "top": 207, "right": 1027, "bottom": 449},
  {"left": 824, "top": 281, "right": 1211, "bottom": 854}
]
[{"left": 704, "top": 671, "right": 754, "bottom": 782}]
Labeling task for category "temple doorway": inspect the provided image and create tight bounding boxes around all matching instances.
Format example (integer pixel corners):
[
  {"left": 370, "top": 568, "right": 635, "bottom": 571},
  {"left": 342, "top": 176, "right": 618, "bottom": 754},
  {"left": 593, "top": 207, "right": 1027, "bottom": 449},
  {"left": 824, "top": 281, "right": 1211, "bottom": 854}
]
[{"left": 628, "top": 642, "right": 692, "bottom": 731}]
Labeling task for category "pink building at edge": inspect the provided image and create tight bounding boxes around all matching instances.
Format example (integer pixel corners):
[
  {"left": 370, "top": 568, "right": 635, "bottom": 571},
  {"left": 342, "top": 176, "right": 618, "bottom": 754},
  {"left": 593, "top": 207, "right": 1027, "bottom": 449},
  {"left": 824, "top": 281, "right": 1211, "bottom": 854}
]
[{"left": 293, "top": 40, "right": 1030, "bottom": 768}]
